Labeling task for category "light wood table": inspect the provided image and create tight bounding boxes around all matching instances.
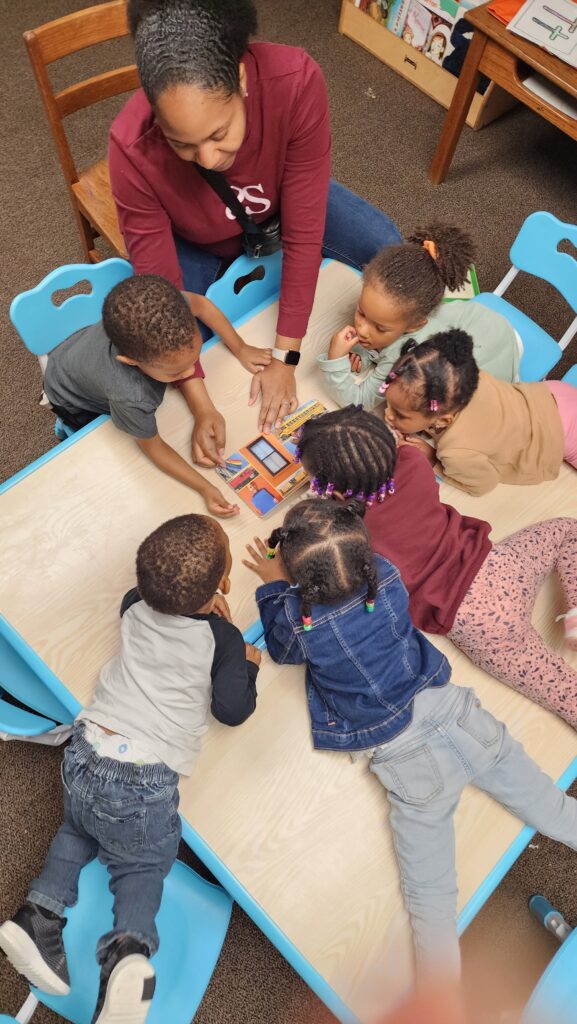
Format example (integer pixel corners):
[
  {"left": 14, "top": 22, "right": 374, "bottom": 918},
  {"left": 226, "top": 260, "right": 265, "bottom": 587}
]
[
  {"left": 428, "top": 2, "right": 577, "bottom": 184},
  {"left": 2, "top": 260, "right": 577, "bottom": 1021}
]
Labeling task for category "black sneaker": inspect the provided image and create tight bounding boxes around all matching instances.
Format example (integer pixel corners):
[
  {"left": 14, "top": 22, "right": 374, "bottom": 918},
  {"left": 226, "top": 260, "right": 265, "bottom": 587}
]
[
  {"left": 92, "top": 936, "right": 155, "bottom": 1024},
  {"left": 0, "top": 902, "right": 70, "bottom": 995}
]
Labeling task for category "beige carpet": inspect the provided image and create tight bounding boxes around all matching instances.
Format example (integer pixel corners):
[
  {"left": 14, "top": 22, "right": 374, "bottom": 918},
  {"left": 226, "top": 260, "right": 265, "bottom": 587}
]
[{"left": 1, "top": 0, "right": 577, "bottom": 1020}]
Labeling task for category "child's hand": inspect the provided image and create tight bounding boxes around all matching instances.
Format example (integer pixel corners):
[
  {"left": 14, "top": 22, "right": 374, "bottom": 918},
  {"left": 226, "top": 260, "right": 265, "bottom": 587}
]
[
  {"left": 349, "top": 352, "right": 363, "bottom": 374},
  {"left": 202, "top": 483, "right": 240, "bottom": 518},
  {"left": 245, "top": 642, "right": 262, "bottom": 667},
  {"left": 192, "top": 410, "right": 226, "bottom": 467},
  {"left": 238, "top": 342, "right": 273, "bottom": 375},
  {"left": 243, "top": 537, "right": 288, "bottom": 584},
  {"left": 328, "top": 325, "right": 360, "bottom": 360},
  {"left": 212, "top": 593, "right": 232, "bottom": 621}
]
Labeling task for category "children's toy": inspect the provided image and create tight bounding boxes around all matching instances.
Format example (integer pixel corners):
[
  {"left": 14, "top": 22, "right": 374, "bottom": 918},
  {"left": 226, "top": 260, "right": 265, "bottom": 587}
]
[{"left": 216, "top": 400, "right": 326, "bottom": 517}]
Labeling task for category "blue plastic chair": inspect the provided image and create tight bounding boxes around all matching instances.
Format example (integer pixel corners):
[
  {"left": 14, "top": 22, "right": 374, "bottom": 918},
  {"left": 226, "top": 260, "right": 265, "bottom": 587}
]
[
  {"left": 472, "top": 211, "right": 577, "bottom": 383},
  {"left": 562, "top": 364, "right": 577, "bottom": 387},
  {"left": 21, "top": 858, "right": 232, "bottom": 1024},
  {"left": 0, "top": 695, "right": 55, "bottom": 737},
  {"left": 9, "top": 259, "right": 133, "bottom": 439},
  {"left": 204, "top": 251, "right": 283, "bottom": 334},
  {"left": 522, "top": 900, "right": 577, "bottom": 1024},
  {"left": 0, "top": 616, "right": 77, "bottom": 724}
]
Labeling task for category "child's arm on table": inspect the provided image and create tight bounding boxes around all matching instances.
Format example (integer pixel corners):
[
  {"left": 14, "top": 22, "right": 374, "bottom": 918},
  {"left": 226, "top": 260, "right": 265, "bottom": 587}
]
[
  {"left": 137, "top": 433, "right": 239, "bottom": 518},
  {"left": 176, "top": 375, "right": 228, "bottom": 469},
  {"left": 207, "top": 616, "right": 260, "bottom": 725},
  {"left": 187, "top": 292, "right": 272, "bottom": 374},
  {"left": 435, "top": 448, "right": 500, "bottom": 496},
  {"left": 318, "top": 326, "right": 392, "bottom": 411},
  {"left": 244, "top": 538, "right": 306, "bottom": 665}
]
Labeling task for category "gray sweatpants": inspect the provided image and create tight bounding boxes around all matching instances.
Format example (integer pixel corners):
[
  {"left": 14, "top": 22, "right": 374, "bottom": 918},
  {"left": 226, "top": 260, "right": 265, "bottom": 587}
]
[{"left": 368, "top": 683, "right": 577, "bottom": 978}]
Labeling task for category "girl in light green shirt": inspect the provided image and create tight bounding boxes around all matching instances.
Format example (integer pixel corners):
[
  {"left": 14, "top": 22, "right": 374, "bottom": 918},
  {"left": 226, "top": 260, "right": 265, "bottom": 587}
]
[{"left": 318, "top": 222, "right": 520, "bottom": 410}]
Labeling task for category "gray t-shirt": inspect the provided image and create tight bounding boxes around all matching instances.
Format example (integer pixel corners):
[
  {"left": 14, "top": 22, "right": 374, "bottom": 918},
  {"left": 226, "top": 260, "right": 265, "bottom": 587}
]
[{"left": 44, "top": 321, "right": 166, "bottom": 439}]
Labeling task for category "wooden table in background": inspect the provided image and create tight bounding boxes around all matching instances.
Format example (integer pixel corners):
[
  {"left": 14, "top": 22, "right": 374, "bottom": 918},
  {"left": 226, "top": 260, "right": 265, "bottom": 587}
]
[
  {"left": 428, "top": 1, "right": 577, "bottom": 184},
  {"left": 2, "top": 260, "right": 577, "bottom": 1021}
]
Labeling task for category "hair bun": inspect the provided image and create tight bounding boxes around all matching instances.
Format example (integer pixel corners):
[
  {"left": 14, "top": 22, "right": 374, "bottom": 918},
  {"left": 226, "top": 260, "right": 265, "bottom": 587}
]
[{"left": 436, "top": 328, "right": 474, "bottom": 367}]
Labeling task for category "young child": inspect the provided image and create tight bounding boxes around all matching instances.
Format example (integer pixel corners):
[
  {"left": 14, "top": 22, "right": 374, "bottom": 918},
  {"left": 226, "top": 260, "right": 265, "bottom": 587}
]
[
  {"left": 295, "top": 405, "right": 577, "bottom": 725},
  {"left": 318, "top": 223, "right": 520, "bottom": 410},
  {"left": 0, "top": 514, "right": 260, "bottom": 1024},
  {"left": 243, "top": 500, "right": 577, "bottom": 979},
  {"left": 381, "top": 328, "right": 577, "bottom": 495},
  {"left": 43, "top": 274, "right": 271, "bottom": 517}
]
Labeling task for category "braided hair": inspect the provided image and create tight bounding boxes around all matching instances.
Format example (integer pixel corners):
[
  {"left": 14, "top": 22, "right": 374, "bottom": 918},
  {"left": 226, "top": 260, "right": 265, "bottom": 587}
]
[
  {"left": 128, "top": 0, "right": 258, "bottom": 102},
  {"left": 364, "top": 222, "right": 476, "bottom": 321},
  {"left": 385, "top": 328, "right": 479, "bottom": 415},
  {"left": 267, "top": 500, "right": 378, "bottom": 624},
  {"left": 296, "top": 406, "right": 397, "bottom": 508}
]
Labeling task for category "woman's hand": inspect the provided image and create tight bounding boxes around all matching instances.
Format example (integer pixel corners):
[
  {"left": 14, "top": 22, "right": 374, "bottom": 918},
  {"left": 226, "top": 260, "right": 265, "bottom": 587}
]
[
  {"left": 249, "top": 361, "right": 298, "bottom": 433},
  {"left": 238, "top": 342, "right": 273, "bottom": 375},
  {"left": 329, "top": 325, "right": 359, "bottom": 360},
  {"left": 202, "top": 483, "right": 240, "bottom": 518},
  {"left": 191, "top": 410, "right": 227, "bottom": 467},
  {"left": 243, "top": 536, "right": 288, "bottom": 584}
]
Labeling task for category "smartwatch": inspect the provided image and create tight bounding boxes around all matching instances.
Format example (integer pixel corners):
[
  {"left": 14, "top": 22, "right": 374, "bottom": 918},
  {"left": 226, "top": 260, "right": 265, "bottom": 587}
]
[{"left": 271, "top": 347, "right": 301, "bottom": 367}]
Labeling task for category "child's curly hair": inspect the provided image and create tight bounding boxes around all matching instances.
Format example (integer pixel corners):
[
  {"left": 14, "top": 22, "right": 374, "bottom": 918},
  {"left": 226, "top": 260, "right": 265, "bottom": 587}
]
[
  {"left": 136, "top": 514, "right": 225, "bottom": 615},
  {"left": 102, "top": 274, "right": 198, "bottom": 362},
  {"left": 386, "top": 328, "right": 480, "bottom": 415},
  {"left": 267, "top": 499, "right": 378, "bottom": 623},
  {"left": 364, "top": 222, "right": 476, "bottom": 320}
]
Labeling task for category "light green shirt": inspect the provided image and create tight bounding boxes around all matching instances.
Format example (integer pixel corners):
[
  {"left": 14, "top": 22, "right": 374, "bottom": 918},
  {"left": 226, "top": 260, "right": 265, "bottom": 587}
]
[{"left": 318, "top": 300, "right": 520, "bottom": 411}]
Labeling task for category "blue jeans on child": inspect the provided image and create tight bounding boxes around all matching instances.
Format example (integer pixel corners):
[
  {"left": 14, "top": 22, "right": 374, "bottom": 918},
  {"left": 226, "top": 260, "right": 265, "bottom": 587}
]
[
  {"left": 28, "top": 726, "right": 181, "bottom": 963},
  {"left": 368, "top": 683, "right": 577, "bottom": 978},
  {"left": 175, "top": 179, "right": 402, "bottom": 339}
]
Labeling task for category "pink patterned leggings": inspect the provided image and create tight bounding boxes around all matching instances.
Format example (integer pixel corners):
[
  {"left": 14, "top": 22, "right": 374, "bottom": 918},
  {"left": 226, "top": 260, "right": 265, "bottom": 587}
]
[{"left": 447, "top": 518, "right": 577, "bottom": 727}]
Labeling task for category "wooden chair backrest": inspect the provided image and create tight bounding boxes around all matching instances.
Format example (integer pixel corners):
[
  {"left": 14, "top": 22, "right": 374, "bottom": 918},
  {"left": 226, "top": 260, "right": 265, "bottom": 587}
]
[{"left": 23, "top": 0, "right": 139, "bottom": 187}]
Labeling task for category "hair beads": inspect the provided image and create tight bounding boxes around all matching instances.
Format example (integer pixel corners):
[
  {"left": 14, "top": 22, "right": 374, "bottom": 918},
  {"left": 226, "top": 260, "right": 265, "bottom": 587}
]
[{"left": 302, "top": 614, "right": 313, "bottom": 631}]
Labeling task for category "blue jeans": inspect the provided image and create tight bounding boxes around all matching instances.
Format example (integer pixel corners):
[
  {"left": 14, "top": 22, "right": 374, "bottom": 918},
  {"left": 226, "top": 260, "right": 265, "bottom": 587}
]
[
  {"left": 368, "top": 683, "right": 577, "bottom": 979},
  {"left": 174, "top": 179, "right": 402, "bottom": 338},
  {"left": 28, "top": 726, "right": 181, "bottom": 962}
]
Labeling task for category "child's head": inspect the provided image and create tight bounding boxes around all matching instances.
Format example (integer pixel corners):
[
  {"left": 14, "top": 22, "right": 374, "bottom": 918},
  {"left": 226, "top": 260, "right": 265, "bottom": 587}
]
[
  {"left": 382, "top": 328, "right": 479, "bottom": 435},
  {"left": 355, "top": 223, "right": 475, "bottom": 351},
  {"left": 103, "top": 274, "right": 202, "bottom": 382},
  {"left": 297, "top": 405, "right": 397, "bottom": 507},
  {"left": 267, "top": 499, "right": 378, "bottom": 624},
  {"left": 136, "top": 513, "right": 231, "bottom": 615}
]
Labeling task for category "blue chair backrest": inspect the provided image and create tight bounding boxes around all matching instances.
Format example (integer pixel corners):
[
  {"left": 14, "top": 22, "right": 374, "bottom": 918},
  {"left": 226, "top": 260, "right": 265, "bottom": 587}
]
[
  {"left": 509, "top": 212, "right": 577, "bottom": 315},
  {"left": 205, "top": 251, "right": 283, "bottom": 328},
  {"left": 10, "top": 259, "right": 133, "bottom": 356}
]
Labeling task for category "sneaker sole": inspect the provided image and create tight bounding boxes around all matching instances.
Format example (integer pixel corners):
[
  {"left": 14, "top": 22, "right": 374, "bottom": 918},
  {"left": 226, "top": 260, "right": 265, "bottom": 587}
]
[
  {"left": 0, "top": 920, "right": 70, "bottom": 996},
  {"left": 94, "top": 955, "right": 155, "bottom": 1024}
]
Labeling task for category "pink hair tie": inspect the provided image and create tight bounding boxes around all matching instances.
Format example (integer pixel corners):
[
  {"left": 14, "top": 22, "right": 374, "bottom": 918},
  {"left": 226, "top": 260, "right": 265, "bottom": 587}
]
[{"left": 429, "top": 399, "right": 438, "bottom": 412}]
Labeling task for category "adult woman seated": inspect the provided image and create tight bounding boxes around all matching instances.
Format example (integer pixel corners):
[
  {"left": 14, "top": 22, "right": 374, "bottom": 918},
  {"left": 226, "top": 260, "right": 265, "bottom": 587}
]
[{"left": 109, "top": 0, "right": 401, "bottom": 458}]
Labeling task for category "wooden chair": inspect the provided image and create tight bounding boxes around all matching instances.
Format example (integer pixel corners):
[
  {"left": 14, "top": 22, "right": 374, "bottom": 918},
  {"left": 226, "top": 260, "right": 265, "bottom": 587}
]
[{"left": 24, "top": 0, "right": 139, "bottom": 263}]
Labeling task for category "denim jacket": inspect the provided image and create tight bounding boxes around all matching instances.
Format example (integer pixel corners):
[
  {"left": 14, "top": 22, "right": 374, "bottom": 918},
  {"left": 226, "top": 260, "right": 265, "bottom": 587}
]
[{"left": 256, "top": 555, "right": 450, "bottom": 752}]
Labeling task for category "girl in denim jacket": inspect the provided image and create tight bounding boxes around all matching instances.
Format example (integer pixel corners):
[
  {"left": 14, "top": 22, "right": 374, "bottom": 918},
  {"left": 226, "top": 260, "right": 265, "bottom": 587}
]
[{"left": 244, "top": 500, "right": 577, "bottom": 980}]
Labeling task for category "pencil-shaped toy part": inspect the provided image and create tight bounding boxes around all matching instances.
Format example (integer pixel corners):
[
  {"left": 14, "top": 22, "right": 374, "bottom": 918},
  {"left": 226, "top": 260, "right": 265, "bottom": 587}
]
[
  {"left": 543, "top": 5, "right": 577, "bottom": 30},
  {"left": 532, "top": 15, "right": 570, "bottom": 38}
]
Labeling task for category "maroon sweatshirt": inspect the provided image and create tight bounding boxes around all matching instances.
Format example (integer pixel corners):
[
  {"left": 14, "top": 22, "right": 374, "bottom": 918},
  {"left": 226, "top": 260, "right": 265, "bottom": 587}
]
[
  {"left": 109, "top": 43, "right": 331, "bottom": 341},
  {"left": 364, "top": 446, "right": 492, "bottom": 635}
]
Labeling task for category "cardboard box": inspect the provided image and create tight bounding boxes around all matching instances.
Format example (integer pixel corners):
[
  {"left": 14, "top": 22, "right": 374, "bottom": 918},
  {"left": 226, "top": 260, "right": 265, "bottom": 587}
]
[{"left": 339, "top": 0, "right": 517, "bottom": 129}]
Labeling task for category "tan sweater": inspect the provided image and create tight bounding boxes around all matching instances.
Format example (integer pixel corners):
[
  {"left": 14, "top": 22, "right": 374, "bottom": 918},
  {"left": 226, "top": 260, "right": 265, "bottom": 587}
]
[{"left": 435, "top": 372, "right": 565, "bottom": 496}]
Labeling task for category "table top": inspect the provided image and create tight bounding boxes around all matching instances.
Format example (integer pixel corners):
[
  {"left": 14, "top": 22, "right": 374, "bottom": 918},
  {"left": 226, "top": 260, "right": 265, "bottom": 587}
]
[
  {"left": 2, "top": 259, "right": 577, "bottom": 1019},
  {"left": 466, "top": 2, "right": 577, "bottom": 95}
]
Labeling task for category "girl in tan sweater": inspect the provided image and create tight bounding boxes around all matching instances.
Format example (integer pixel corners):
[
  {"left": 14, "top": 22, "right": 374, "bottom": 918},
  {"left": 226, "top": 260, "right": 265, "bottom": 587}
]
[{"left": 380, "top": 328, "right": 577, "bottom": 496}]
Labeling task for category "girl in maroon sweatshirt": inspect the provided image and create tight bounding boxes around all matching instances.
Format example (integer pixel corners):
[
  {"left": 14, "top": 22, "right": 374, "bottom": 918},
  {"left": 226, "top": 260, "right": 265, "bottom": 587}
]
[
  {"left": 110, "top": 0, "right": 401, "bottom": 434},
  {"left": 296, "top": 405, "right": 577, "bottom": 727}
]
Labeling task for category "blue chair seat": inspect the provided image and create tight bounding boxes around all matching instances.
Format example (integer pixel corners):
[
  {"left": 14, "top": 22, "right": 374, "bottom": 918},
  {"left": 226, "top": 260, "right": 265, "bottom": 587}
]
[
  {"left": 0, "top": 697, "right": 55, "bottom": 737},
  {"left": 34, "top": 858, "right": 232, "bottom": 1024},
  {"left": 562, "top": 365, "right": 577, "bottom": 387},
  {"left": 473, "top": 293, "right": 562, "bottom": 382},
  {"left": 522, "top": 926, "right": 577, "bottom": 1024}
]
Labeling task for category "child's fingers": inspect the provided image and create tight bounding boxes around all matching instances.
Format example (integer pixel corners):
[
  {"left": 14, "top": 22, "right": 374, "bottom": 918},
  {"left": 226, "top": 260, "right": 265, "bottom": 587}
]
[
  {"left": 252, "top": 536, "right": 270, "bottom": 557},
  {"left": 242, "top": 558, "right": 259, "bottom": 572},
  {"left": 244, "top": 543, "right": 262, "bottom": 562}
]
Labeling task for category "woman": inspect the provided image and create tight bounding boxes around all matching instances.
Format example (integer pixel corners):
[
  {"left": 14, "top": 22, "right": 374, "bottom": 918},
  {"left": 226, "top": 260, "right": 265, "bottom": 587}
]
[{"left": 109, "top": 0, "right": 401, "bottom": 456}]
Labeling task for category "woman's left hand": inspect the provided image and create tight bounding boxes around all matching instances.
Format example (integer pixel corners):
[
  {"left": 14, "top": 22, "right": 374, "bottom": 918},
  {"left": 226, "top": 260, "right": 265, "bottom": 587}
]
[
  {"left": 249, "top": 361, "right": 298, "bottom": 433},
  {"left": 243, "top": 537, "right": 288, "bottom": 583}
]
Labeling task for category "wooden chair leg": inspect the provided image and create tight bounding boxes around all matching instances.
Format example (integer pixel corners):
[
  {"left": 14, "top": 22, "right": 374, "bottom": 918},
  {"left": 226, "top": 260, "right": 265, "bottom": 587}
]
[
  {"left": 69, "top": 194, "right": 100, "bottom": 263},
  {"left": 428, "top": 29, "right": 488, "bottom": 184}
]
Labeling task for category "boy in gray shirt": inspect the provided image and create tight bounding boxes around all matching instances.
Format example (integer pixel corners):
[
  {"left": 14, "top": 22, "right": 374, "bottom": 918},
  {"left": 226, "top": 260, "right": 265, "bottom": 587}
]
[
  {"left": 0, "top": 514, "right": 260, "bottom": 1024},
  {"left": 44, "top": 274, "right": 270, "bottom": 518}
]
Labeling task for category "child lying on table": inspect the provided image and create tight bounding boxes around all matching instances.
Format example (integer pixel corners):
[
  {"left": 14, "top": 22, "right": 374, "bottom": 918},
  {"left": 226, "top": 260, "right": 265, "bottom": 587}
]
[
  {"left": 43, "top": 273, "right": 271, "bottom": 517},
  {"left": 0, "top": 514, "right": 260, "bottom": 1024}
]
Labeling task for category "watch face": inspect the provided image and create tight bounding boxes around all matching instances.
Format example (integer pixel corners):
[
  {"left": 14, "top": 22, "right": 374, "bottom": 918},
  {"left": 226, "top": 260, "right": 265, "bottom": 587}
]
[{"left": 285, "top": 350, "right": 301, "bottom": 366}]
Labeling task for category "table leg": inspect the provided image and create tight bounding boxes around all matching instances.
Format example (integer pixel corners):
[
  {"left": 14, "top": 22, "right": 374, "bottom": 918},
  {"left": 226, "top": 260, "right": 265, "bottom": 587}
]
[{"left": 428, "top": 29, "right": 488, "bottom": 184}]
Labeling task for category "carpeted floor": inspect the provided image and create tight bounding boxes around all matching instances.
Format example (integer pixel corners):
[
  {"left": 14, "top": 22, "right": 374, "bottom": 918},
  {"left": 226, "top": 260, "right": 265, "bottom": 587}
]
[{"left": 1, "top": 0, "right": 576, "bottom": 1020}]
